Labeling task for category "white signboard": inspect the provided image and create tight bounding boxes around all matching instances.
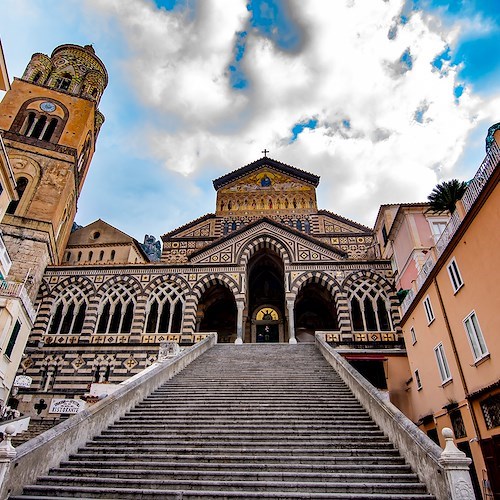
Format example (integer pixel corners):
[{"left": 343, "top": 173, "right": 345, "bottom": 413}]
[
  {"left": 49, "top": 399, "right": 85, "bottom": 414},
  {"left": 13, "top": 375, "right": 32, "bottom": 388}
]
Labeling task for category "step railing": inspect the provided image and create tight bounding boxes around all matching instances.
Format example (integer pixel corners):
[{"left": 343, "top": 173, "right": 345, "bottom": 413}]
[
  {"left": 0, "top": 334, "right": 217, "bottom": 498},
  {"left": 316, "top": 333, "right": 475, "bottom": 500}
]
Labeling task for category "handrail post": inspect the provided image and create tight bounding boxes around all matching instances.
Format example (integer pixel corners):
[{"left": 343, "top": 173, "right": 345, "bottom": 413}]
[{"left": 438, "top": 427, "right": 475, "bottom": 500}]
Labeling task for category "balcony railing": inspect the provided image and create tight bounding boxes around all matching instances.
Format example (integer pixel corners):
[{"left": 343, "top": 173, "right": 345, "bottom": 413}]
[
  {"left": 0, "top": 280, "right": 36, "bottom": 322},
  {"left": 0, "top": 232, "right": 12, "bottom": 276},
  {"left": 401, "top": 142, "right": 500, "bottom": 316}
]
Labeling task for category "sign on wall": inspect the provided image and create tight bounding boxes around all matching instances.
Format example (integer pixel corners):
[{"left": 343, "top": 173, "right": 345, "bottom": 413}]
[
  {"left": 13, "top": 375, "right": 32, "bottom": 388},
  {"left": 49, "top": 399, "right": 85, "bottom": 414}
]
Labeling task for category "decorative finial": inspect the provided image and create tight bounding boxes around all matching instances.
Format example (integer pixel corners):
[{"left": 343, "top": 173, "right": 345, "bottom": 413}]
[{"left": 261, "top": 149, "right": 269, "bottom": 157}]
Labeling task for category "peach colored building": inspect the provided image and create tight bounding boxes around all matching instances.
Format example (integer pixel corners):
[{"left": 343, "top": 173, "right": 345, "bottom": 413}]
[
  {"left": 397, "top": 126, "right": 500, "bottom": 499},
  {"left": 374, "top": 203, "right": 450, "bottom": 294}
]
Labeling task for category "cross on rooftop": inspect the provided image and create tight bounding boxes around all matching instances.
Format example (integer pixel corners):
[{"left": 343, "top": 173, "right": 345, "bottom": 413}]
[{"left": 262, "top": 149, "right": 269, "bottom": 157}]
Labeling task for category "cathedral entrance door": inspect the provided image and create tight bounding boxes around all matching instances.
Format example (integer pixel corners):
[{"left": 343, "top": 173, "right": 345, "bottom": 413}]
[
  {"left": 252, "top": 306, "right": 282, "bottom": 343},
  {"left": 256, "top": 323, "right": 279, "bottom": 343}
]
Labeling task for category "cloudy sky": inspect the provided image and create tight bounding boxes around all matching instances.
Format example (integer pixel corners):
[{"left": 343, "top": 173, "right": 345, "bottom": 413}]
[{"left": 1, "top": 0, "right": 499, "bottom": 242}]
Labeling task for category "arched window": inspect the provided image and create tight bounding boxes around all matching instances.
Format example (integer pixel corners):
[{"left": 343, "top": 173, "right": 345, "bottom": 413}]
[
  {"left": 231, "top": 221, "right": 237, "bottom": 231},
  {"left": 33, "top": 72, "right": 42, "bottom": 84},
  {"left": 31, "top": 115, "right": 47, "bottom": 139},
  {"left": 77, "top": 251, "right": 82, "bottom": 262},
  {"left": 145, "top": 282, "right": 185, "bottom": 334},
  {"left": 88, "top": 251, "right": 93, "bottom": 261},
  {"left": 42, "top": 118, "right": 58, "bottom": 141},
  {"left": 96, "top": 284, "right": 135, "bottom": 334},
  {"left": 349, "top": 280, "right": 393, "bottom": 332},
  {"left": 296, "top": 220, "right": 302, "bottom": 231},
  {"left": 47, "top": 285, "right": 88, "bottom": 335},
  {"left": 99, "top": 250, "right": 104, "bottom": 261},
  {"left": 20, "top": 112, "right": 36, "bottom": 135},
  {"left": 7, "top": 177, "right": 29, "bottom": 214},
  {"left": 223, "top": 221, "right": 229, "bottom": 235},
  {"left": 110, "top": 250, "right": 115, "bottom": 261},
  {"left": 66, "top": 252, "right": 71, "bottom": 262}
]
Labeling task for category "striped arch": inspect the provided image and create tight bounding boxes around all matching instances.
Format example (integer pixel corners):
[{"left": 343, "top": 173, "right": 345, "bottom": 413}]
[
  {"left": 141, "top": 275, "right": 191, "bottom": 335},
  {"left": 238, "top": 235, "right": 292, "bottom": 266},
  {"left": 182, "top": 274, "right": 239, "bottom": 336},
  {"left": 291, "top": 271, "right": 341, "bottom": 296},
  {"left": 95, "top": 275, "right": 143, "bottom": 300},
  {"left": 34, "top": 277, "right": 96, "bottom": 338},
  {"left": 50, "top": 275, "right": 96, "bottom": 300},
  {"left": 192, "top": 273, "right": 240, "bottom": 300},
  {"left": 90, "top": 275, "right": 143, "bottom": 336},
  {"left": 144, "top": 274, "right": 190, "bottom": 296},
  {"left": 342, "top": 270, "right": 396, "bottom": 297}
]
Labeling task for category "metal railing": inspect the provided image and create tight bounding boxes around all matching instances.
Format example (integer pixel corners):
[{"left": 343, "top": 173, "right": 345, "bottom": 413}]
[
  {"left": 0, "top": 280, "right": 36, "bottom": 322},
  {"left": 402, "top": 143, "right": 500, "bottom": 315}
]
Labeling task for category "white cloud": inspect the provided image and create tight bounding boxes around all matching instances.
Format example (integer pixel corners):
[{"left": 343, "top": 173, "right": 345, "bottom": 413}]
[{"left": 83, "top": 0, "right": 494, "bottom": 229}]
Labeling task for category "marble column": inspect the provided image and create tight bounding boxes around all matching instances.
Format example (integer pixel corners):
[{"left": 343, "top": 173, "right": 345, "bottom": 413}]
[
  {"left": 287, "top": 300, "right": 297, "bottom": 344},
  {"left": 235, "top": 301, "right": 244, "bottom": 345}
]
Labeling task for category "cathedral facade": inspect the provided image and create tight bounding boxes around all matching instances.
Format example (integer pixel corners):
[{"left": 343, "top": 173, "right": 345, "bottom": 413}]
[{"left": 0, "top": 45, "right": 404, "bottom": 419}]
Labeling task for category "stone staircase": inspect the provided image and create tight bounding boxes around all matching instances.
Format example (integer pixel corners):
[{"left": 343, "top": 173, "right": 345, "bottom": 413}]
[{"left": 11, "top": 343, "right": 435, "bottom": 499}]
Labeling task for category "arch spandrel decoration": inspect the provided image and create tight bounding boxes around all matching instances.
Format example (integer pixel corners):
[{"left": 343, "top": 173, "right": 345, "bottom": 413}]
[
  {"left": 238, "top": 233, "right": 292, "bottom": 266},
  {"left": 191, "top": 273, "right": 240, "bottom": 301},
  {"left": 290, "top": 271, "right": 341, "bottom": 297}
]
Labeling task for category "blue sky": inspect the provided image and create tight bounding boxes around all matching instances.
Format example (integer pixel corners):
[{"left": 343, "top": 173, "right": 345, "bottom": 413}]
[{"left": 0, "top": 0, "right": 498, "bottom": 241}]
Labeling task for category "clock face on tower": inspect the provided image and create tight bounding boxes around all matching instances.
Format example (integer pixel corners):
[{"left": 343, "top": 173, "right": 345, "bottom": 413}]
[{"left": 40, "top": 101, "right": 56, "bottom": 113}]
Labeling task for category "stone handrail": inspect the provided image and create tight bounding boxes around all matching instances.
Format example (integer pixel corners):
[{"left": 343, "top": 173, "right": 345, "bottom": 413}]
[
  {"left": 315, "top": 333, "right": 474, "bottom": 500},
  {"left": 0, "top": 333, "right": 217, "bottom": 498}
]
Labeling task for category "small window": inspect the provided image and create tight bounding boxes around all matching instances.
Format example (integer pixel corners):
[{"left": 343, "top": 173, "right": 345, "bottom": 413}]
[
  {"left": 77, "top": 251, "right": 82, "bottom": 262},
  {"left": 381, "top": 224, "right": 389, "bottom": 245},
  {"left": 447, "top": 258, "right": 464, "bottom": 293},
  {"left": 434, "top": 343, "right": 452, "bottom": 384},
  {"left": 55, "top": 74, "right": 72, "bottom": 91},
  {"left": 410, "top": 326, "right": 417, "bottom": 345},
  {"left": 423, "top": 295, "right": 435, "bottom": 324},
  {"left": 414, "top": 369, "right": 422, "bottom": 390},
  {"left": 5, "top": 320, "right": 21, "bottom": 358},
  {"left": 33, "top": 72, "right": 42, "bottom": 84},
  {"left": 110, "top": 250, "right": 115, "bottom": 261},
  {"left": 481, "top": 394, "right": 500, "bottom": 429},
  {"left": 88, "top": 251, "right": 93, "bottom": 261},
  {"left": 65, "top": 251, "right": 71, "bottom": 262},
  {"left": 99, "top": 250, "right": 104, "bottom": 261},
  {"left": 463, "top": 311, "right": 488, "bottom": 362},
  {"left": 430, "top": 220, "right": 448, "bottom": 239}
]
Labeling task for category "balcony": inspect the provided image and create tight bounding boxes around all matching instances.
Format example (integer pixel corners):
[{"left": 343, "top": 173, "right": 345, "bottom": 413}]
[
  {"left": 0, "top": 232, "right": 11, "bottom": 276},
  {"left": 401, "top": 140, "right": 500, "bottom": 316},
  {"left": 0, "top": 280, "right": 36, "bottom": 323}
]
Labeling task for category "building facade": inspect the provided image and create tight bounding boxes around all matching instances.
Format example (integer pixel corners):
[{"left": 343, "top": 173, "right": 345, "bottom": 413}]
[{"left": 395, "top": 131, "right": 500, "bottom": 498}]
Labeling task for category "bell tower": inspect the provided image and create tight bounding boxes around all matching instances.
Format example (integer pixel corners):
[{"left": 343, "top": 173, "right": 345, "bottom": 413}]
[{"left": 0, "top": 44, "right": 107, "bottom": 299}]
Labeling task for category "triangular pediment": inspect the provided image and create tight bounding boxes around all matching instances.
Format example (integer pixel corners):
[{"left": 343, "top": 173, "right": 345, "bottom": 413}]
[
  {"left": 67, "top": 219, "right": 135, "bottom": 246},
  {"left": 213, "top": 157, "right": 320, "bottom": 190},
  {"left": 189, "top": 218, "right": 347, "bottom": 265},
  {"left": 162, "top": 214, "right": 216, "bottom": 239}
]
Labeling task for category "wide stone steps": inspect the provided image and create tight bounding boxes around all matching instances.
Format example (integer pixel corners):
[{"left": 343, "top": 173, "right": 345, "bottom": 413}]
[
  {"left": 59, "top": 460, "right": 412, "bottom": 472},
  {"left": 12, "top": 343, "right": 434, "bottom": 499}
]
